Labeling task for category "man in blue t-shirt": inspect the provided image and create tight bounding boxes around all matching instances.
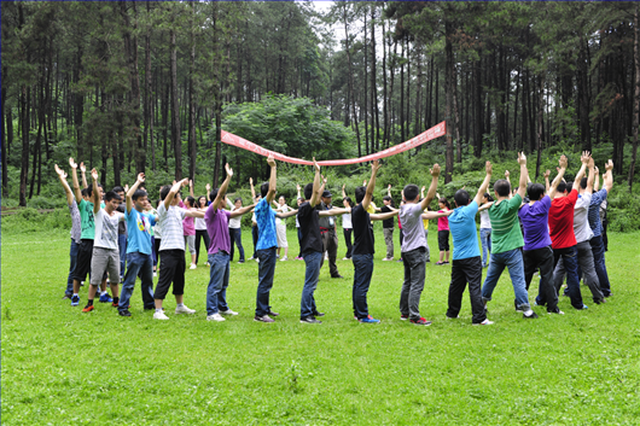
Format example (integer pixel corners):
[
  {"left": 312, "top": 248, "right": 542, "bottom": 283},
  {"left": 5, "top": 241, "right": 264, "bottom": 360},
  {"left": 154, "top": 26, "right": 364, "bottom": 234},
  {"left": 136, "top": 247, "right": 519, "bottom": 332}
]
[
  {"left": 254, "top": 155, "right": 297, "bottom": 323},
  {"left": 118, "top": 173, "right": 157, "bottom": 317},
  {"left": 519, "top": 155, "right": 567, "bottom": 315},
  {"left": 446, "top": 161, "right": 493, "bottom": 325},
  {"left": 589, "top": 160, "right": 614, "bottom": 297}
]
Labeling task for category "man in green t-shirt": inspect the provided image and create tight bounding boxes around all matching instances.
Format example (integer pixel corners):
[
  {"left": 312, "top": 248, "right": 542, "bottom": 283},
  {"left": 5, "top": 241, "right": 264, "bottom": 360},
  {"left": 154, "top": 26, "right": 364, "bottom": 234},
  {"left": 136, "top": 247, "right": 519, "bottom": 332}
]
[{"left": 481, "top": 153, "right": 538, "bottom": 319}]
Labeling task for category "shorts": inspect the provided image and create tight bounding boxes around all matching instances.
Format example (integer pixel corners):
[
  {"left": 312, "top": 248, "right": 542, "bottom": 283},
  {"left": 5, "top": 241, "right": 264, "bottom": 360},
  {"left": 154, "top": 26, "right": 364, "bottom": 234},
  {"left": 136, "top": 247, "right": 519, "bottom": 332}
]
[
  {"left": 438, "top": 230, "right": 450, "bottom": 251},
  {"left": 90, "top": 247, "right": 120, "bottom": 286},
  {"left": 184, "top": 234, "right": 196, "bottom": 254}
]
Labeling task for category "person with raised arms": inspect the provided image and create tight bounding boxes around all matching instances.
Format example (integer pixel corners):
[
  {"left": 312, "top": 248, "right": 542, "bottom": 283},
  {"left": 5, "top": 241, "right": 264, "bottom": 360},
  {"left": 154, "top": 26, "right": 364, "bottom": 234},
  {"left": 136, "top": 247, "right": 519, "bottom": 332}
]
[
  {"left": 481, "top": 153, "right": 538, "bottom": 319},
  {"left": 297, "top": 159, "right": 350, "bottom": 324},
  {"left": 588, "top": 160, "right": 614, "bottom": 297},
  {"left": 82, "top": 169, "right": 124, "bottom": 313},
  {"left": 118, "top": 173, "right": 158, "bottom": 317},
  {"left": 351, "top": 160, "right": 399, "bottom": 323},
  {"left": 398, "top": 164, "right": 442, "bottom": 326},
  {"left": 446, "top": 161, "right": 494, "bottom": 325},
  {"left": 545, "top": 152, "right": 590, "bottom": 311},
  {"left": 518, "top": 155, "right": 567, "bottom": 315},
  {"left": 151, "top": 178, "right": 204, "bottom": 320},
  {"left": 205, "top": 164, "right": 255, "bottom": 322}
]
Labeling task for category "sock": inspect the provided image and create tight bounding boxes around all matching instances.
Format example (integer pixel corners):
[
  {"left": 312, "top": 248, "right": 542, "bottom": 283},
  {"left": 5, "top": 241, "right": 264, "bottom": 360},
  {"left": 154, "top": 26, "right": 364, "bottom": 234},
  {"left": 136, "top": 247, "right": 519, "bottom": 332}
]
[
  {"left": 155, "top": 308, "right": 163, "bottom": 313},
  {"left": 100, "top": 291, "right": 107, "bottom": 296},
  {"left": 73, "top": 293, "right": 79, "bottom": 298},
  {"left": 113, "top": 297, "right": 119, "bottom": 304},
  {"left": 87, "top": 299, "right": 94, "bottom": 306},
  {"left": 176, "top": 303, "right": 184, "bottom": 308}
]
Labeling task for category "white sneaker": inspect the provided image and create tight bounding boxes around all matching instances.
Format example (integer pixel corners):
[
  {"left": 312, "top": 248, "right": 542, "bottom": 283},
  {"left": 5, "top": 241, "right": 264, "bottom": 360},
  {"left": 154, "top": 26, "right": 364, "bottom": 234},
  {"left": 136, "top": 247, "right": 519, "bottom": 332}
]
[
  {"left": 206, "top": 313, "right": 225, "bottom": 322},
  {"left": 280, "top": 256, "right": 288, "bottom": 262},
  {"left": 153, "top": 311, "right": 170, "bottom": 320},
  {"left": 153, "top": 272, "right": 157, "bottom": 278},
  {"left": 175, "top": 305, "right": 196, "bottom": 315},
  {"left": 382, "top": 257, "right": 393, "bottom": 261},
  {"left": 342, "top": 257, "right": 350, "bottom": 261},
  {"left": 220, "top": 309, "right": 238, "bottom": 316},
  {"left": 189, "top": 263, "right": 197, "bottom": 270},
  {"left": 204, "top": 262, "right": 210, "bottom": 266},
  {"left": 473, "top": 319, "right": 494, "bottom": 326}
]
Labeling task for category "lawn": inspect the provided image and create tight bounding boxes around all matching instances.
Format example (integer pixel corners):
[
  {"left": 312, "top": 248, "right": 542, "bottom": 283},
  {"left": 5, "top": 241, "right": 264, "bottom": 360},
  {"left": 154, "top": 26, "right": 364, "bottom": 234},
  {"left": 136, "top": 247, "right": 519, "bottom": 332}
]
[{"left": 2, "top": 227, "right": 639, "bottom": 425}]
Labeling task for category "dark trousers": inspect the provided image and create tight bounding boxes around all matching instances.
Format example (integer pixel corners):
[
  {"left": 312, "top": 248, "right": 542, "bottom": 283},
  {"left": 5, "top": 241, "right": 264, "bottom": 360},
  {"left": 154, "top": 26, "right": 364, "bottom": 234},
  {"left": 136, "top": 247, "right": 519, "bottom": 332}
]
[
  {"left": 251, "top": 225, "right": 259, "bottom": 258},
  {"left": 523, "top": 245, "right": 558, "bottom": 312},
  {"left": 195, "top": 230, "right": 210, "bottom": 265},
  {"left": 66, "top": 238, "right": 79, "bottom": 296},
  {"left": 229, "top": 228, "right": 244, "bottom": 262},
  {"left": 590, "top": 235, "right": 611, "bottom": 296},
  {"left": 447, "top": 256, "right": 486, "bottom": 324},
  {"left": 352, "top": 253, "right": 374, "bottom": 319},
  {"left": 544, "top": 245, "right": 584, "bottom": 309},
  {"left": 399, "top": 247, "right": 426, "bottom": 320},
  {"left": 320, "top": 228, "right": 340, "bottom": 277},
  {"left": 343, "top": 228, "right": 353, "bottom": 259},
  {"left": 155, "top": 249, "right": 186, "bottom": 300},
  {"left": 297, "top": 227, "right": 303, "bottom": 258},
  {"left": 256, "top": 247, "right": 276, "bottom": 316}
]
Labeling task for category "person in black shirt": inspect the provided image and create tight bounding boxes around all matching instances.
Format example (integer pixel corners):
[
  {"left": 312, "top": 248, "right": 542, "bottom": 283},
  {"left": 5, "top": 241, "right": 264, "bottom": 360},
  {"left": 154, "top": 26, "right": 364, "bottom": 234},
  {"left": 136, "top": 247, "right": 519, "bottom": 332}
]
[
  {"left": 351, "top": 160, "right": 399, "bottom": 323},
  {"left": 298, "top": 159, "right": 350, "bottom": 324}
]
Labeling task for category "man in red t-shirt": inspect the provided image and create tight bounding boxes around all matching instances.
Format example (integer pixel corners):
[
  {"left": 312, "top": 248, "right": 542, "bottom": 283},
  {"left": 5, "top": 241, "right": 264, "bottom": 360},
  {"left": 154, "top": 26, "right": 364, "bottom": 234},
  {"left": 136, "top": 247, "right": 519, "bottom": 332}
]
[{"left": 546, "top": 151, "right": 590, "bottom": 310}]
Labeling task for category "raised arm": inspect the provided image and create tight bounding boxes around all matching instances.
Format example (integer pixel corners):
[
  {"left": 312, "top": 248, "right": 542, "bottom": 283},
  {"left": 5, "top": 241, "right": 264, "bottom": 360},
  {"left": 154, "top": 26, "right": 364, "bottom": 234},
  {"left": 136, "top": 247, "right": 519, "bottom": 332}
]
[
  {"left": 163, "top": 178, "right": 188, "bottom": 210},
  {"left": 189, "top": 179, "right": 194, "bottom": 198},
  {"left": 388, "top": 184, "right": 392, "bottom": 198},
  {"left": 362, "top": 159, "right": 381, "bottom": 211},
  {"left": 297, "top": 184, "right": 302, "bottom": 200},
  {"left": 593, "top": 167, "right": 600, "bottom": 191},
  {"left": 548, "top": 155, "right": 568, "bottom": 199},
  {"left": 573, "top": 151, "right": 590, "bottom": 190},
  {"left": 92, "top": 168, "right": 101, "bottom": 214},
  {"left": 341, "top": 184, "right": 347, "bottom": 200},
  {"left": 212, "top": 164, "right": 233, "bottom": 210},
  {"left": 79, "top": 162, "right": 88, "bottom": 189},
  {"left": 516, "top": 152, "right": 528, "bottom": 200},
  {"left": 54, "top": 165, "right": 75, "bottom": 205},
  {"left": 206, "top": 183, "right": 212, "bottom": 202},
  {"left": 69, "top": 157, "right": 82, "bottom": 203},
  {"left": 420, "top": 185, "right": 426, "bottom": 200},
  {"left": 127, "top": 173, "right": 146, "bottom": 213},
  {"left": 473, "top": 161, "right": 493, "bottom": 206},
  {"left": 544, "top": 169, "right": 551, "bottom": 193},
  {"left": 585, "top": 156, "right": 596, "bottom": 193},
  {"left": 603, "top": 160, "right": 614, "bottom": 192},
  {"left": 249, "top": 177, "right": 256, "bottom": 202},
  {"left": 420, "top": 164, "right": 441, "bottom": 210},
  {"left": 309, "top": 158, "right": 322, "bottom": 207},
  {"left": 266, "top": 154, "right": 277, "bottom": 204}
]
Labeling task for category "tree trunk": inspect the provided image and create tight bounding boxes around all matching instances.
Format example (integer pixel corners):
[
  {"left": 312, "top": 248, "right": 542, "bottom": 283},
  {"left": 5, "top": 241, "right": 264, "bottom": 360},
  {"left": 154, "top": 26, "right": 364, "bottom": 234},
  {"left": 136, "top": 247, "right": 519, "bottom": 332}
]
[
  {"left": 536, "top": 75, "right": 545, "bottom": 180},
  {"left": 629, "top": 4, "right": 639, "bottom": 191},
  {"left": 188, "top": 4, "right": 197, "bottom": 181},
  {"left": 363, "top": 11, "right": 369, "bottom": 155},
  {"left": 371, "top": 6, "right": 380, "bottom": 151},
  {"left": 578, "top": 34, "right": 591, "bottom": 152},
  {"left": 146, "top": 1, "right": 155, "bottom": 171},
  {"left": 170, "top": 29, "right": 182, "bottom": 180},
  {"left": 444, "top": 20, "right": 454, "bottom": 184},
  {"left": 341, "top": 3, "right": 361, "bottom": 157},
  {"left": 19, "top": 85, "right": 30, "bottom": 207},
  {"left": 1, "top": 66, "right": 8, "bottom": 197}
]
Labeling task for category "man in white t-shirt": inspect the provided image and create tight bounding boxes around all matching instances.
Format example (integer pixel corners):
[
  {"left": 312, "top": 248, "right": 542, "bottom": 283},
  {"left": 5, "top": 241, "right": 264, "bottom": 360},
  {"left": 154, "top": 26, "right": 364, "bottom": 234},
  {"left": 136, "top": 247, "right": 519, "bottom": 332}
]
[{"left": 83, "top": 169, "right": 124, "bottom": 313}]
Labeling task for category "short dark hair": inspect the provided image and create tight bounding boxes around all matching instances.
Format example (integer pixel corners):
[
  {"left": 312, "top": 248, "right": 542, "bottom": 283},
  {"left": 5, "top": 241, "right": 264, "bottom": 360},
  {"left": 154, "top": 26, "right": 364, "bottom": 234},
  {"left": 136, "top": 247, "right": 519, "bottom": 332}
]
[
  {"left": 112, "top": 186, "right": 125, "bottom": 194},
  {"left": 209, "top": 188, "right": 219, "bottom": 202},
  {"left": 85, "top": 184, "right": 102, "bottom": 197},
  {"left": 304, "top": 183, "right": 313, "bottom": 200},
  {"left": 566, "top": 182, "right": 574, "bottom": 192},
  {"left": 453, "top": 190, "right": 470, "bottom": 207},
  {"left": 383, "top": 195, "right": 392, "bottom": 202},
  {"left": 160, "top": 185, "right": 171, "bottom": 201},
  {"left": 234, "top": 197, "right": 242, "bottom": 204},
  {"left": 580, "top": 177, "right": 588, "bottom": 189},
  {"left": 527, "top": 183, "right": 545, "bottom": 201},
  {"left": 260, "top": 182, "right": 269, "bottom": 198},
  {"left": 132, "top": 189, "right": 148, "bottom": 201},
  {"left": 104, "top": 191, "right": 122, "bottom": 202},
  {"left": 494, "top": 179, "right": 511, "bottom": 197},
  {"left": 403, "top": 184, "right": 419, "bottom": 202},
  {"left": 556, "top": 181, "right": 568, "bottom": 194},
  {"left": 355, "top": 186, "right": 367, "bottom": 204},
  {"left": 81, "top": 188, "right": 90, "bottom": 198}
]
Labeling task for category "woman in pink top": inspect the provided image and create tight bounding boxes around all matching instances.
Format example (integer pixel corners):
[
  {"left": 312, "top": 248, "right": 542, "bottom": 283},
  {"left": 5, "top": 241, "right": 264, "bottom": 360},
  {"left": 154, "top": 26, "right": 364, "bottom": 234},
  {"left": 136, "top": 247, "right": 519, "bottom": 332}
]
[
  {"left": 436, "top": 197, "right": 451, "bottom": 265},
  {"left": 182, "top": 196, "right": 197, "bottom": 269}
]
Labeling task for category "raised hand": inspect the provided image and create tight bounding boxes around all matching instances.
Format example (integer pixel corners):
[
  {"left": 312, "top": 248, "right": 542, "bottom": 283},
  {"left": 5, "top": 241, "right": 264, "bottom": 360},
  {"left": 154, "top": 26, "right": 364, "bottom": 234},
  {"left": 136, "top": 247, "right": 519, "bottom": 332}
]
[
  {"left": 69, "top": 157, "right": 78, "bottom": 169},
  {"left": 505, "top": 170, "right": 510, "bottom": 178},
  {"left": 517, "top": 151, "right": 527, "bottom": 165},
  {"left": 430, "top": 164, "right": 441, "bottom": 177},
  {"left": 137, "top": 173, "right": 146, "bottom": 183},
  {"left": 313, "top": 157, "right": 321, "bottom": 173},
  {"left": 485, "top": 161, "right": 492, "bottom": 175},
  {"left": 91, "top": 168, "right": 99, "bottom": 181},
  {"left": 543, "top": 169, "right": 551, "bottom": 179},
  {"left": 54, "top": 164, "right": 67, "bottom": 178},
  {"left": 206, "top": 183, "right": 211, "bottom": 192},
  {"left": 267, "top": 154, "right": 276, "bottom": 167},
  {"left": 225, "top": 163, "right": 233, "bottom": 177},
  {"left": 297, "top": 183, "right": 301, "bottom": 191},
  {"left": 80, "top": 162, "right": 86, "bottom": 174},
  {"left": 371, "top": 159, "right": 381, "bottom": 173},
  {"left": 559, "top": 154, "right": 568, "bottom": 169},
  {"left": 580, "top": 151, "right": 591, "bottom": 164},
  {"left": 605, "top": 159, "right": 614, "bottom": 171}
]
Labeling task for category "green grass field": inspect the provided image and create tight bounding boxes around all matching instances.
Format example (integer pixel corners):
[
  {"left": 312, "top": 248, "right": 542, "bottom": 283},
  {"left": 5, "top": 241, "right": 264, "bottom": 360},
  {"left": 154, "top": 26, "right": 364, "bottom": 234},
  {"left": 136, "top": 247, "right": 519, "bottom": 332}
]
[{"left": 2, "top": 227, "right": 639, "bottom": 425}]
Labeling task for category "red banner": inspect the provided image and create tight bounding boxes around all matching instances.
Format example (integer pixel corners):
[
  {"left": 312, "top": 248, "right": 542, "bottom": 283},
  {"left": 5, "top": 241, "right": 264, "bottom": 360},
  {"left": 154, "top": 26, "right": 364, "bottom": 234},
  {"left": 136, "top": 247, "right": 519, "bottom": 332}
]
[{"left": 220, "top": 121, "right": 446, "bottom": 166}]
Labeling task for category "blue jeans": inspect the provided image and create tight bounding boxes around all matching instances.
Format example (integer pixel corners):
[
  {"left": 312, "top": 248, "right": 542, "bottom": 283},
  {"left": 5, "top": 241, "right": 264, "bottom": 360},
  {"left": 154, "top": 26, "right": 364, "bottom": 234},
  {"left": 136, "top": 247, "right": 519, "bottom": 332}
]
[
  {"left": 256, "top": 247, "right": 277, "bottom": 316},
  {"left": 399, "top": 247, "right": 427, "bottom": 320},
  {"left": 118, "top": 234, "right": 127, "bottom": 280},
  {"left": 481, "top": 248, "right": 530, "bottom": 311},
  {"left": 590, "top": 235, "right": 611, "bottom": 296},
  {"left": 301, "top": 251, "right": 322, "bottom": 319},
  {"left": 66, "top": 239, "right": 80, "bottom": 295},
  {"left": 207, "top": 252, "right": 230, "bottom": 315},
  {"left": 229, "top": 228, "right": 245, "bottom": 262},
  {"left": 119, "top": 252, "right": 155, "bottom": 312},
  {"left": 352, "top": 253, "right": 374, "bottom": 319},
  {"left": 480, "top": 228, "right": 491, "bottom": 267},
  {"left": 549, "top": 245, "right": 585, "bottom": 309}
]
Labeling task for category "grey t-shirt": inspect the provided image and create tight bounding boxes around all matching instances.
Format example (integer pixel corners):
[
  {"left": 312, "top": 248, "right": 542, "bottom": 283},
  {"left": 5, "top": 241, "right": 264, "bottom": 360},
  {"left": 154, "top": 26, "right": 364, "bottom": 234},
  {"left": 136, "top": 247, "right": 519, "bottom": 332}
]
[
  {"left": 69, "top": 201, "right": 82, "bottom": 244},
  {"left": 573, "top": 192, "right": 593, "bottom": 243},
  {"left": 94, "top": 209, "right": 123, "bottom": 250},
  {"left": 400, "top": 203, "right": 427, "bottom": 253}
]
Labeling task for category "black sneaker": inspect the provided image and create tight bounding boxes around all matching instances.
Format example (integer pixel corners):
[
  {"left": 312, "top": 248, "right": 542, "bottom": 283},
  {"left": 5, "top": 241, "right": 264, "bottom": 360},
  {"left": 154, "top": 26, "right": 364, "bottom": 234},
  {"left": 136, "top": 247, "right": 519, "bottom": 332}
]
[
  {"left": 523, "top": 310, "right": 538, "bottom": 319},
  {"left": 300, "top": 316, "right": 322, "bottom": 324},
  {"left": 118, "top": 309, "right": 132, "bottom": 317},
  {"left": 312, "top": 311, "right": 325, "bottom": 317},
  {"left": 267, "top": 310, "right": 280, "bottom": 317}
]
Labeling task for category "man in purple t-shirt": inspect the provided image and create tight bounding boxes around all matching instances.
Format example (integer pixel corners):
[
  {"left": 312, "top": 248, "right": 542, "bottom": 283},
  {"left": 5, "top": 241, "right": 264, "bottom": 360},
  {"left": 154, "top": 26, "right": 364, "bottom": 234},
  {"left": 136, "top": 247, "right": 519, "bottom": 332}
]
[
  {"left": 205, "top": 163, "right": 255, "bottom": 322},
  {"left": 518, "top": 155, "right": 567, "bottom": 315}
]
